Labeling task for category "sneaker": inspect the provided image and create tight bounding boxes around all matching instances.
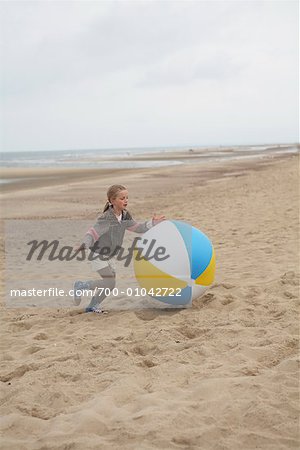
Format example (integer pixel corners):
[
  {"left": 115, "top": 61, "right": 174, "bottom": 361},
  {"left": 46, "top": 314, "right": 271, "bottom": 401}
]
[
  {"left": 73, "top": 280, "right": 87, "bottom": 306},
  {"left": 85, "top": 306, "right": 103, "bottom": 314}
]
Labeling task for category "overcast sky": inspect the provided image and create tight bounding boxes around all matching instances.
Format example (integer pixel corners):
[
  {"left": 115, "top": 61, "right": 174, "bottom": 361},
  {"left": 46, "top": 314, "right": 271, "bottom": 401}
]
[{"left": 0, "top": 0, "right": 298, "bottom": 152}]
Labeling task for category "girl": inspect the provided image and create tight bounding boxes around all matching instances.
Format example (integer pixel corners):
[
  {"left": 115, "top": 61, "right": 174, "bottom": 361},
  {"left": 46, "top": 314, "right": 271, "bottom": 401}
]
[{"left": 74, "top": 184, "right": 165, "bottom": 313}]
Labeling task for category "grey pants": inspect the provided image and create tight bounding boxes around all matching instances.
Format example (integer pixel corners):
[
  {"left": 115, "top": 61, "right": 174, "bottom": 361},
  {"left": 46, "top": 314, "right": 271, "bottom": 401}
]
[{"left": 86, "top": 265, "right": 116, "bottom": 309}]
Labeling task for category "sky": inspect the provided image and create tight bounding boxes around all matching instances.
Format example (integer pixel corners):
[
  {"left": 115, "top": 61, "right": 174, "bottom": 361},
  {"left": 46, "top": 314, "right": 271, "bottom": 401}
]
[{"left": 0, "top": 0, "right": 298, "bottom": 153}]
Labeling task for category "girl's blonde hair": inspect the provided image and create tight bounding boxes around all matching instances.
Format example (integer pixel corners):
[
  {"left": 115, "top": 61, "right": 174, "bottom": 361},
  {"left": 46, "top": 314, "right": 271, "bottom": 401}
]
[{"left": 103, "top": 184, "right": 127, "bottom": 212}]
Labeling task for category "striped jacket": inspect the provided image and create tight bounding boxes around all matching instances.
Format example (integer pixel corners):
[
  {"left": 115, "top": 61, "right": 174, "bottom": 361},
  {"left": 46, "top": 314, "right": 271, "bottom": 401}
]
[{"left": 83, "top": 206, "right": 152, "bottom": 259}]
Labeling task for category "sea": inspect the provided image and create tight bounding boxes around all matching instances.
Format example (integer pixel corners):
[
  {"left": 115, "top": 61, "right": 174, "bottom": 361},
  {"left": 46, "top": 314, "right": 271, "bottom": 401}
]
[{"left": 1, "top": 144, "right": 298, "bottom": 169}]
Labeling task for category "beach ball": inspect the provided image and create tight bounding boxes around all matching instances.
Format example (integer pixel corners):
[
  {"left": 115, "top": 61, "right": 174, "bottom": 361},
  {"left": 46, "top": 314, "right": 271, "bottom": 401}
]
[{"left": 133, "top": 220, "right": 215, "bottom": 305}]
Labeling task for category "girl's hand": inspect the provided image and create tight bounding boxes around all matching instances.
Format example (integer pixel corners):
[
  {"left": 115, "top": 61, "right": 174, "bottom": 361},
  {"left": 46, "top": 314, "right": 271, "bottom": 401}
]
[{"left": 152, "top": 213, "right": 166, "bottom": 226}]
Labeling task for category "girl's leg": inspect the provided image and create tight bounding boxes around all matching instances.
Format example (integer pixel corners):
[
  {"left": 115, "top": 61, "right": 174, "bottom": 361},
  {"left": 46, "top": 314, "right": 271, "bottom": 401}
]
[{"left": 86, "top": 265, "right": 116, "bottom": 311}]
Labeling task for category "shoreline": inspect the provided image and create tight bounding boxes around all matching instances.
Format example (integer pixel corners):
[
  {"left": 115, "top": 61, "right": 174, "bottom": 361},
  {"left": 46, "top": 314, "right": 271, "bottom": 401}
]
[{"left": 0, "top": 146, "right": 298, "bottom": 195}]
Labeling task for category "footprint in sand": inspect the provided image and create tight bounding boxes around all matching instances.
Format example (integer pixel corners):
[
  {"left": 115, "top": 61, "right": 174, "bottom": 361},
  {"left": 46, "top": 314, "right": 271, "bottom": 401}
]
[
  {"left": 9, "top": 321, "right": 33, "bottom": 332},
  {"left": 281, "top": 271, "right": 298, "bottom": 286},
  {"left": 134, "top": 310, "right": 158, "bottom": 321},
  {"left": 138, "top": 358, "right": 158, "bottom": 368},
  {"left": 177, "top": 326, "right": 208, "bottom": 340},
  {"left": 23, "top": 345, "right": 44, "bottom": 355},
  {"left": 221, "top": 295, "right": 235, "bottom": 305},
  {"left": 0, "top": 363, "right": 37, "bottom": 382},
  {"left": 33, "top": 332, "right": 48, "bottom": 340},
  {"left": 284, "top": 291, "right": 297, "bottom": 299},
  {"left": 132, "top": 345, "right": 150, "bottom": 356}
]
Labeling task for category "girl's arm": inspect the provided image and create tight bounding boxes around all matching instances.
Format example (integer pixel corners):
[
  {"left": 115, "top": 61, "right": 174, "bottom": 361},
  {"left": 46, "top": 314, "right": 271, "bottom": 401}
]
[
  {"left": 125, "top": 211, "right": 166, "bottom": 233},
  {"left": 81, "top": 217, "right": 110, "bottom": 248}
]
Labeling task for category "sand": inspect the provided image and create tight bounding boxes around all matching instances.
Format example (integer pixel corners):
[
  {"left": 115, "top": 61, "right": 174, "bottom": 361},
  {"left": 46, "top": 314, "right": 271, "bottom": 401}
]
[{"left": 0, "top": 150, "right": 299, "bottom": 449}]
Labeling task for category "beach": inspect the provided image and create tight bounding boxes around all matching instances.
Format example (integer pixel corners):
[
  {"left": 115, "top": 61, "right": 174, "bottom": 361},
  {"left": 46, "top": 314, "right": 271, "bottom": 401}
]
[{"left": 0, "top": 148, "right": 299, "bottom": 449}]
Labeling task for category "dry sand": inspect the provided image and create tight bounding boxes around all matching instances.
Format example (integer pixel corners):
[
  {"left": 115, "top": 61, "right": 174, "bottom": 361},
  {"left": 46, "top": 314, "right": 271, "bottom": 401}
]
[{"left": 0, "top": 151, "right": 299, "bottom": 449}]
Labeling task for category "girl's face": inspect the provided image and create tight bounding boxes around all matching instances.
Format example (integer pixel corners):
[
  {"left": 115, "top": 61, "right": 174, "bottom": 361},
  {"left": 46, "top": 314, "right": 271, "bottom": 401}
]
[{"left": 111, "top": 190, "right": 128, "bottom": 211}]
